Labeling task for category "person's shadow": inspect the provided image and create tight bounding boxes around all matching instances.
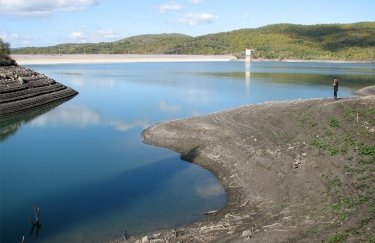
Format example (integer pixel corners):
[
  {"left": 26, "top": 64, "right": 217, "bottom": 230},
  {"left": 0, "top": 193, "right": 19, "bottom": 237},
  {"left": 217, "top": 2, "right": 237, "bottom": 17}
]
[{"left": 30, "top": 206, "right": 42, "bottom": 239}]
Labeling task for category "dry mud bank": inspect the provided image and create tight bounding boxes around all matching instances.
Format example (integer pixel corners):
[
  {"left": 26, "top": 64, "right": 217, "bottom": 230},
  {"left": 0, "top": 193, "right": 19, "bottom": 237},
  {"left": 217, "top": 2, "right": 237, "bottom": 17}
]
[
  {"left": 137, "top": 87, "right": 374, "bottom": 243},
  {"left": 0, "top": 66, "right": 78, "bottom": 117}
]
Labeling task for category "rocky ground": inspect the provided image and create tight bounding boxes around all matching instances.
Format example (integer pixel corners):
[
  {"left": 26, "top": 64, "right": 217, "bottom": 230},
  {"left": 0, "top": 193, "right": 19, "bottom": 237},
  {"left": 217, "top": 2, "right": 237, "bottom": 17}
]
[
  {"left": 128, "top": 87, "right": 374, "bottom": 243},
  {"left": 0, "top": 65, "right": 78, "bottom": 117}
]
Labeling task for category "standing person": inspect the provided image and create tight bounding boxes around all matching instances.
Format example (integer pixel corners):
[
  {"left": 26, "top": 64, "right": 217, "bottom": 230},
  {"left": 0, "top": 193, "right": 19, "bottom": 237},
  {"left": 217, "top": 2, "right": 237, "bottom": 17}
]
[{"left": 332, "top": 77, "right": 339, "bottom": 100}]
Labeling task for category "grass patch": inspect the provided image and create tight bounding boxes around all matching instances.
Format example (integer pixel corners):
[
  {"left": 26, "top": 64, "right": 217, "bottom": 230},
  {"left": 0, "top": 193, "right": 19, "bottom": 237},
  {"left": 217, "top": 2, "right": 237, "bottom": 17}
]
[
  {"left": 329, "top": 118, "right": 340, "bottom": 128},
  {"left": 300, "top": 101, "right": 374, "bottom": 242},
  {"left": 311, "top": 137, "right": 339, "bottom": 155},
  {"left": 358, "top": 143, "right": 375, "bottom": 156},
  {"left": 343, "top": 110, "right": 356, "bottom": 122},
  {"left": 326, "top": 233, "right": 348, "bottom": 243},
  {"left": 366, "top": 108, "right": 375, "bottom": 115}
]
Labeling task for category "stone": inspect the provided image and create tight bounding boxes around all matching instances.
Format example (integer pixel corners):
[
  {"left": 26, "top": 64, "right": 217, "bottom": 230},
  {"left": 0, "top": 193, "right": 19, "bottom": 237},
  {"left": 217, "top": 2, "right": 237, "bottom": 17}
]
[
  {"left": 242, "top": 230, "right": 252, "bottom": 237},
  {"left": 18, "top": 77, "right": 24, "bottom": 84},
  {"left": 142, "top": 236, "right": 149, "bottom": 243},
  {"left": 150, "top": 240, "right": 164, "bottom": 243}
]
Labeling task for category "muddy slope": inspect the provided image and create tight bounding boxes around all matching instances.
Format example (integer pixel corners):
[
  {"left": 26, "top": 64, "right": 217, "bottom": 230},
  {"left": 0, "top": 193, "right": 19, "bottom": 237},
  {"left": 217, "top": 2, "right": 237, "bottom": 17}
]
[{"left": 139, "top": 90, "right": 374, "bottom": 242}]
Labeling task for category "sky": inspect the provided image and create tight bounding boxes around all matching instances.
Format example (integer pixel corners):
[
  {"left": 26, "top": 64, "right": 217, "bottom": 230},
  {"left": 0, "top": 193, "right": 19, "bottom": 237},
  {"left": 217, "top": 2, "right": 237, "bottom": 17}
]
[{"left": 1, "top": 0, "right": 374, "bottom": 48}]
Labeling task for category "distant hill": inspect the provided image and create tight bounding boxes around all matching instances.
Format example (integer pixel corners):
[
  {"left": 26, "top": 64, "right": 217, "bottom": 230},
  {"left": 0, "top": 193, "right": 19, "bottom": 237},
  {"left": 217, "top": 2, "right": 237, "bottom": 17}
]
[{"left": 12, "top": 22, "right": 375, "bottom": 61}]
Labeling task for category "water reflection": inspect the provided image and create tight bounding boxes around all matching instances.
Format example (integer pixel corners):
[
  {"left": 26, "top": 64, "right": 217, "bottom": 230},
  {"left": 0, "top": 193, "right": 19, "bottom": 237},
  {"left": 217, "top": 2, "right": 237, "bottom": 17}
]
[
  {"left": 245, "top": 62, "right": 252, "bottom": 97},
  {"left": 0, "top": 100, "right": 71, "bottom": 142},
  {"left": 2, "top": 61, "right": 374, "bottom": 242},
  {"left": 55, "top": 72, "right": 116, "bottom": 88},
  {"left": 30, "top": 104, "right": 150, "bottom": 132},
  {"left": 195, "top": 183, "right": 225, "bottom": 199},
  {"left": 159, "top": 101, "right": 181, "bottom": 114}
]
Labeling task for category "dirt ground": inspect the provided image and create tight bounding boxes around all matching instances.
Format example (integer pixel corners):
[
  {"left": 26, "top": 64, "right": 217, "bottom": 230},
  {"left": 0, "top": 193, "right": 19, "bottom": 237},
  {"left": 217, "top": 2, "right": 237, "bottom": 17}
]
[{"left": 126, "top": 87, "right": 375, "bottom": 243}]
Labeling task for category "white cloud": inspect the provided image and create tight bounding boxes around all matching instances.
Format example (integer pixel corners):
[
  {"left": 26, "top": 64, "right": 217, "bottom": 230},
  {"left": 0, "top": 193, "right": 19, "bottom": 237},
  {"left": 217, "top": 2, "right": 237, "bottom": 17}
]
[
  {"left": 69, "top": 31, "right": 86, "bottom": 40},
  {"left": 68, "top": 29, "right": 118, "bottom": 43},
  {"left": 30, "top": 104, "right": 149, "bottom": 132},
  {"left": 0, "top": 31, "right": 33, "bottom": 46},
  {"left": 158, "top": 2, "right": 183, "bottom": 14},
  {"left": 177, "top": 13, "right": 218, "bottom": 26},
  {"left": 0, "top": 0, "right": 97, "bottom": 16},
  {"left": 109, "top": 119, "right": 150, "bottom": 132},
  {"left": 0, "top": 31, "right": 19, "bottom": 41},
  {"left": 188, "top": 0, "right": 203, "bottom": 4},
  {"left": 31, "top": 105, "right": 101, "bottom": 127},
  {"left": 95, "top": 29, "right": 117, "bottom": 40},
  {"left": 159, "top": 101, "right": 181, "bottom": 113}
]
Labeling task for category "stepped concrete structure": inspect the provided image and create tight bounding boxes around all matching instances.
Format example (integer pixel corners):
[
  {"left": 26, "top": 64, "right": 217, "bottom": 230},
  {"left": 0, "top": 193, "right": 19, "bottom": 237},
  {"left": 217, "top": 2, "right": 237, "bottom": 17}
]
[{"left": 0, "top": 65, "right": 78, "bottom": 117}]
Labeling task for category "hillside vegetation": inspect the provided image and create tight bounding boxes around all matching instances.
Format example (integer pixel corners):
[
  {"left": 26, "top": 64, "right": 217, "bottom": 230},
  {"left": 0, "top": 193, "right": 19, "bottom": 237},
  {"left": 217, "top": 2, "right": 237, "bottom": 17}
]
[
  {"left": 12, "top": 22, "right": 375, "bottom": 61},
  {"left": 1, "top": 39, "right": 17, "bottom": 66}
]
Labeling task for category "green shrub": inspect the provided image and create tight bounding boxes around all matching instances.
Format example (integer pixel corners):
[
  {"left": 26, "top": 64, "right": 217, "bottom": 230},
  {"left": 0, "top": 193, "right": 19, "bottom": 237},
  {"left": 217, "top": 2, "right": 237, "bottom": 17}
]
[{"left": 330, "top": 118, "right": 340, "bottom": 128}]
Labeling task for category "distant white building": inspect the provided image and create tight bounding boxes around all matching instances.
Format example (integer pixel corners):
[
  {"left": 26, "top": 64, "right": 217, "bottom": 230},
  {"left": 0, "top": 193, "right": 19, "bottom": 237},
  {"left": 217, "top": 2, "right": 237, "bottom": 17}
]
[{"left": 245, "top": 48, "right": 253, "bottom": 62}]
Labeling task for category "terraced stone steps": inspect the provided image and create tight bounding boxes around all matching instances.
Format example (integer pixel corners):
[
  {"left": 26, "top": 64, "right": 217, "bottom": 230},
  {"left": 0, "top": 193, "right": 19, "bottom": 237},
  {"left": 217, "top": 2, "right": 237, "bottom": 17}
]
[{"left": 0, "top": 66, "right": 78, "bottom": 117}]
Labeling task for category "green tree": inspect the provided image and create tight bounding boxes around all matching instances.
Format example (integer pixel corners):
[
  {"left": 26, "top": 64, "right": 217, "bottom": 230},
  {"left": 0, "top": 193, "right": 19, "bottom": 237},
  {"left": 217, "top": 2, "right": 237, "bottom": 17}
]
[
  {"left": 0, "top": 38, "right": 11, "bottom": 55},
  {"left": 0, "top": 38, "right": 17, "bottom": 66}
]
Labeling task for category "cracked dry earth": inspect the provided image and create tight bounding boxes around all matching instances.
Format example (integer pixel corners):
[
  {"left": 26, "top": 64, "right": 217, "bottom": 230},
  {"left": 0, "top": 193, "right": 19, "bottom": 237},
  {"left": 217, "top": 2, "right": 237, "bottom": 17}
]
[{"left": 120, "top": 87, "right": 374, "bottom": 243}]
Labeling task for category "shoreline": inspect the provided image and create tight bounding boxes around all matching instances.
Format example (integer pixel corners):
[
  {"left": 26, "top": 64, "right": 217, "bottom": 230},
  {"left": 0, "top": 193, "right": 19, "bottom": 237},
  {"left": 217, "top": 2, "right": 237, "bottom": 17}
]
[
  {"left": 244, "top": 58, "right": 375, "bottom": 64},
  {"left": 11, "top": 54, "right": 237, "bottom": 65},
  {"left": 11, "top": 54, "right": 374, "bottom": 65},
  {"left": 137, "top": 86, "right": 375, "bottom": 242}
]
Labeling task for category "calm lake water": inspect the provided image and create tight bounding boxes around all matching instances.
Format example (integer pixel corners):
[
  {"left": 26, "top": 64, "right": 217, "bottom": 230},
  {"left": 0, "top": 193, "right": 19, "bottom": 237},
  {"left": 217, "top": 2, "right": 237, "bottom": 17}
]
[{"left": 1, "top": 61, "right": 374, "bottom": 242}]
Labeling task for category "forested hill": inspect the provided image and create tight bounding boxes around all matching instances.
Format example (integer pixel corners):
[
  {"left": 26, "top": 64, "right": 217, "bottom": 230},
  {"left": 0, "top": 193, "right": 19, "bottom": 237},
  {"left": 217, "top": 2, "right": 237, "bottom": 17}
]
[{"left": 12, "top": 22, "right": 375, "bottom": 61}]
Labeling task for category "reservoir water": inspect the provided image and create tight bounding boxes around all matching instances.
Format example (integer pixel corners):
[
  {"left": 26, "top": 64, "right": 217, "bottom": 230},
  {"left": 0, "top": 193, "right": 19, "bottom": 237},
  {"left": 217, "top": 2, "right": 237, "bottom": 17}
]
[{"left": 1, "top": 61, "right": 374, "bottom": 242}]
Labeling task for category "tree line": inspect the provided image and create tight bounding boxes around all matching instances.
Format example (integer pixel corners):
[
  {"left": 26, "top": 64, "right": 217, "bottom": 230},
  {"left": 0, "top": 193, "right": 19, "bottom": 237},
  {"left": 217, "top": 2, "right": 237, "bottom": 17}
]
[{"left": 11, "top": 22, "right": 375, "bottom": 61}]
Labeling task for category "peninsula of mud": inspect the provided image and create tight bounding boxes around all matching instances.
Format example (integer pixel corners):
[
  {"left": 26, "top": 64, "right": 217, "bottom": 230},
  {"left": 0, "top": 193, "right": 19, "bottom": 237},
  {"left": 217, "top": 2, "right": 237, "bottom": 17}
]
[{"left": 138, "top": 87, "right": 374, "bottom": 243}]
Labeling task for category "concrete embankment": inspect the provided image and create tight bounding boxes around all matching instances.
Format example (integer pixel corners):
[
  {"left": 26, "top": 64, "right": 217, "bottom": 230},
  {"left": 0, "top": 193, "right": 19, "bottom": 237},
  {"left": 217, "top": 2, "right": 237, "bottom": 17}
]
[{"left": 0, "top": 65, "right": 78, "bottom": 117}]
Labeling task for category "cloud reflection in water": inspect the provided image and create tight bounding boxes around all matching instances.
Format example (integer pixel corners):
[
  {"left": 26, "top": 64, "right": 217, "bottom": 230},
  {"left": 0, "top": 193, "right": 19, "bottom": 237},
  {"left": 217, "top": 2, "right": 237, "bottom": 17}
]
[
  {"left": 195, "top": 183, "right": 225, "bottom": 199},
  {"left": 30, "top": 104, "right": 150, "bottom": 132},
  {"left": 159, "top": 101, "right": 181, "bottom": 113}
]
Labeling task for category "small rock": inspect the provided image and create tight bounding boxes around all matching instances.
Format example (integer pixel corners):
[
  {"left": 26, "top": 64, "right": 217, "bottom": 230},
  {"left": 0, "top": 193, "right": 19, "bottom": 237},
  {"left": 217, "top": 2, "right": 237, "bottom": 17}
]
[
  {"left": 241, "top": 230, "right": 252, "bottom": 237},
  {"left": 150, "top": 240, "right": 164, "bottom": 243},
  {"left": 302, "top": 153, "right": 307, "bottom": 156},
  {"left": 142, "top": 235, "right": 149, "bottom": 243},
  {"left": 153, "top": 233, "right": 161, "bottom": 238},
  {"left": 369, "top": 128, "right": 374, "bottom": 133},
  {"left": 18, "top": 77, "right": 24, "bottom": 84}
]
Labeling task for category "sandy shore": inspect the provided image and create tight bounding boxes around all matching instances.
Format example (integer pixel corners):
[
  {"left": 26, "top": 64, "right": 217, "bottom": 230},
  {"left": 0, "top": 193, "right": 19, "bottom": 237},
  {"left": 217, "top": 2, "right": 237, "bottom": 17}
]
[
  {"left": 136, "top": 86, "right": 375, "bottom": 243},
  {"left": 11, "top": 54, "right": 237, "bottom": 65}
]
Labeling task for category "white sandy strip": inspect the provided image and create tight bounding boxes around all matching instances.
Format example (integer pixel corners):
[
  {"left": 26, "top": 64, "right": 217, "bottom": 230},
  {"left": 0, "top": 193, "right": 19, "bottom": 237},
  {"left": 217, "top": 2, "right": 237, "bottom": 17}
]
[{"left": 12, "top": 54, "right": 237, "bottom": 65}]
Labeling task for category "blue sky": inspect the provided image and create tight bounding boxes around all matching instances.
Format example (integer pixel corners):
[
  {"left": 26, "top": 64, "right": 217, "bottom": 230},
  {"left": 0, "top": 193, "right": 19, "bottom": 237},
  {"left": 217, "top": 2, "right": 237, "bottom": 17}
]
[{"left": 1, "top": 0, "right": 374, "bottom": 48}]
